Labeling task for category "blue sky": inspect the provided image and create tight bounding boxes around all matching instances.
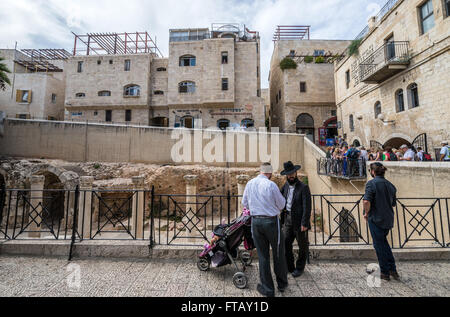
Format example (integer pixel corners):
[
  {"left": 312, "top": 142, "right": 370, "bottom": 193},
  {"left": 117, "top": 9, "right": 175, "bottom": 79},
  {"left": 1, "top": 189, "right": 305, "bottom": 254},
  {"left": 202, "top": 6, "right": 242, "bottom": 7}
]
[{"left": 0, "top": 0, "right": 388, "bottom": 88}]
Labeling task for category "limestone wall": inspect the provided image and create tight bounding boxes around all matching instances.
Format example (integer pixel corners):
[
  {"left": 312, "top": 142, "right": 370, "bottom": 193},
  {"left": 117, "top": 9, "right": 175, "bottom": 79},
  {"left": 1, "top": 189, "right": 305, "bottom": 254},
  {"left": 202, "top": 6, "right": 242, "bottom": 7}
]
[
  {"left": 335, "top": 0, "right": 450, "bottom": 150},
  {"left": 0, "top": 119, "right": 304, "bottom": 170}
]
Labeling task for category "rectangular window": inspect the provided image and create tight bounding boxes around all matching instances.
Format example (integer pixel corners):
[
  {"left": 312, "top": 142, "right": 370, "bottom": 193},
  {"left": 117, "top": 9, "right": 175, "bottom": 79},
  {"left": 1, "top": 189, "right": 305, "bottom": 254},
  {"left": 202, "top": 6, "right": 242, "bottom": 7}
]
[
  {"left": 257, "top": 89, "right": 261, "bottom": 97},
  {"left": 221, "top": 52, "right": 228, "bottom": 64},
  {"left": 420, "top": 0, "right": 435, "bottom": 34},
  {"left": 77, "top": 61, "right": 83, "bottom": 73},
  {"left": 331, "top": 110, "right": 337, "bottom": 117},
  {"left": 125, "top": 110, "right": 132, "bottom": 122},
  {"left": 124, "top": 59, "right": 131, "bottom": 71},
  {"left": 221, "top": 78, "right": 228, "bottom": 91},
  {"left": 279, "top": 90, "right": 281, "bottom": 101},
  {"left": 445, "top": 0, "right": 450, "bottom": 17},
  {"left": 314, "top": 50, "right": 325, "bottom": 57},
  {"left": 16, "top": 90, "right": 32, "bottom": 103},
  {"left": 289, "top": 50, "right": 296, "bottom": 57},
  {"left": 345, "top": 70, "right": 350, "bottom": 89},
  {"left": 105, "top": 110, "right": 112, "bottom": 122},
  {"left": 51, "top": 94, "right": 56, "bottom": 103},
  {"left": 300, "top": 82, "right": 307, "bottom": 93}
]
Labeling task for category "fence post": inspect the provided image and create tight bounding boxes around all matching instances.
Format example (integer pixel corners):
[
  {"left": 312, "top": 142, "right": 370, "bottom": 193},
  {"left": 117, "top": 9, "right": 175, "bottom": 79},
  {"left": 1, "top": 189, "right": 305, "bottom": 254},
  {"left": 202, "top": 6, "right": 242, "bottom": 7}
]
[
  {"left": 236, "top": 175, "right": 249, "bottom": 217},
  {"left": 131, "top": 176, "right": 145, "bottom": 240},
  {"left": 184, "top": 175, "right": 198, "bottom": 242},
  {"left": 29, "top": 175, "right": 45, "bottom": 238},
  {"left": 78, "top": 176, "right": 94, "bottom": 239},
  {"left": 149, "top": 185, "right": 155, "bottom": 248},
  {"left": 69, "top": 185, "right": 80, "bottom": 261}
]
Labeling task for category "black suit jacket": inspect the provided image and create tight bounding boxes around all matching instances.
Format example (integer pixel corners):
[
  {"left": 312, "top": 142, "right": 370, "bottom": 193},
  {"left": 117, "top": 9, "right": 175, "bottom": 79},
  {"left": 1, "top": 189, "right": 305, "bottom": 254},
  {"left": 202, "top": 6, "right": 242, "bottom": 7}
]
[{"left": 281, "top": 181, "right": 312, "bottom": 230}]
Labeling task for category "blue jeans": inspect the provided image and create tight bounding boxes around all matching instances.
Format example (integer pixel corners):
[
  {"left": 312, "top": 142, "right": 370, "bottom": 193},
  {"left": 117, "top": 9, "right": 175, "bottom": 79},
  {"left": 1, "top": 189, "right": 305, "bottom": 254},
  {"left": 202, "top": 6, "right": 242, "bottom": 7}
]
[
  {"left": 368, "top": 220, "right": 397, "bottom": 275},
  {"left": 252, "top": 217, "right": 288, "bottom": 296}
]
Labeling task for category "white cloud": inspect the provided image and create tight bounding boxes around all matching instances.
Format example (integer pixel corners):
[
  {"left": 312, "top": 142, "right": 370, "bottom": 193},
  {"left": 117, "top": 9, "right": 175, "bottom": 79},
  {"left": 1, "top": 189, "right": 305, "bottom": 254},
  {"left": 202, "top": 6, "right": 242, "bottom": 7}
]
[{"left": 0, "top": 0, "right": 388, "bottom": 88}]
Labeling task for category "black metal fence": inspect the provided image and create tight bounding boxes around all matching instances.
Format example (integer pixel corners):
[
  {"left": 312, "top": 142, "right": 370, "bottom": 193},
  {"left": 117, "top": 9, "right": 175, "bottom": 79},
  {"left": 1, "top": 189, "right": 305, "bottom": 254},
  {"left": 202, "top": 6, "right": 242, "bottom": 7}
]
[
  {"left": 1, "top": 187, "right": 449, "bottom": 251},
  {"left": 317, "top": 158, "right": 367, "bottom": 180}
]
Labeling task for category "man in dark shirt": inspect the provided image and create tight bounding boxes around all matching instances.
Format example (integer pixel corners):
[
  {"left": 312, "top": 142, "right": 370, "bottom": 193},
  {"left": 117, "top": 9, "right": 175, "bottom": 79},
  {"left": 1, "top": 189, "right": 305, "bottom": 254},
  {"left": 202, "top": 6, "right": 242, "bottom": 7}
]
[{"left": 363, "top": 162, "right": 400, "bottom": 281}]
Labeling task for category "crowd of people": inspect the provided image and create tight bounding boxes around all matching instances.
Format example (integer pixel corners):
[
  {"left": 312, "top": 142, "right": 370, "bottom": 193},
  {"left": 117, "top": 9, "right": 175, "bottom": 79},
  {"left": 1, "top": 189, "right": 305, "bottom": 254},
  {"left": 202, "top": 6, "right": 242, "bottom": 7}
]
[
  {"left": 321, "top": 137, "right": 449, "bottom": 178},
  {"left": 326, "top": 137, "right": 449, "bottom": 163}
]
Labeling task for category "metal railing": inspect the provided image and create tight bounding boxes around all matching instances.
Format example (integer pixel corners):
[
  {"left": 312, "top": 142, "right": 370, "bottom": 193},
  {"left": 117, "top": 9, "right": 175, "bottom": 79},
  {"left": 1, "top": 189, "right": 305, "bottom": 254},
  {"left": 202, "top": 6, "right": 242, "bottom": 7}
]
[
  {"left": 317, "top": 158, "right": 368, "bottom": 180},
  {"left": 354, "top": 0, "right": 400, "bottom": 40},
  {"left": 1, "top": 187, "right": 449, "bottom": 255},
  {"left": 359, "top": 41, "right": 410, "bottom": 81}
]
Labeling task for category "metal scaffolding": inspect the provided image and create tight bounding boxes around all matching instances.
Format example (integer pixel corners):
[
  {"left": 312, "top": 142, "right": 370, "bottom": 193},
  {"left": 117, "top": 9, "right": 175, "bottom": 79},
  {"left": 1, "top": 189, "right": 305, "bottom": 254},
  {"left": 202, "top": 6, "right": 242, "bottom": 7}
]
[
  {"left": 72, "top": 32, "right": 163, "bottom": 57},
  {"left": 273, "top": 25, "right": 311, "bottom": 42},
  {"left": 20, "top": 49, "right": 72, "bottom": 60}
]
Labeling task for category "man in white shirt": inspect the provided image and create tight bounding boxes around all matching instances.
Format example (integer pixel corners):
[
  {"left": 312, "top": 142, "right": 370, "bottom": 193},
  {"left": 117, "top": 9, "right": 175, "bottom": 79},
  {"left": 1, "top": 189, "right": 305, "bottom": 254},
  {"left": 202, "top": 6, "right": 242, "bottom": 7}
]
[
  {"left": 440, "top": 141, "right": 450, "bottom": 162},
  {"left": 400, "top": 145, "right": 415, "bottom": 161},
  {"left": 242, "top": 163, "right": 288, "bottom": 297}
]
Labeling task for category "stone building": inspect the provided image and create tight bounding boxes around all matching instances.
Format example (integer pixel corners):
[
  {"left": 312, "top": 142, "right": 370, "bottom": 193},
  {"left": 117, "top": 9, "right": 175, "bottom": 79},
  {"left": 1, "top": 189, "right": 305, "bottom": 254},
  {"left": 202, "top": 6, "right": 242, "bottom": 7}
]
[
  {"left": 334, "top": 0, "right": 450, "bottom": 157},
  {"left": 269, "top": 26, "right": 351, "bottom": 144},
  {"left": 64, "top": 25, "right": 265, "bottom": 129},
  {"left": 0, "top": 49, "right": 68, "bottom": 121}
]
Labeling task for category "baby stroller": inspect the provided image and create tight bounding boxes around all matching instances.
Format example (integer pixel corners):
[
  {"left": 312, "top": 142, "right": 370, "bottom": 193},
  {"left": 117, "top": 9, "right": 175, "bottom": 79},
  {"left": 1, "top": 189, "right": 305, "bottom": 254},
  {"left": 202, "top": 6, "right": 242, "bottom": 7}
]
[{"left": 197, "top": 209, "right": 255, "bottom": 289}]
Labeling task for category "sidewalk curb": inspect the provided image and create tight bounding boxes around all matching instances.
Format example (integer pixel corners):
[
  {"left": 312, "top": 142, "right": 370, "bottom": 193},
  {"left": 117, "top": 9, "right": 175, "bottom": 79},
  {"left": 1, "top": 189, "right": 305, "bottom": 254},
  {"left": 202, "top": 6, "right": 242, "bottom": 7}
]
[{"left": 1, "top": 240, "right": 449, "bottom": 261}]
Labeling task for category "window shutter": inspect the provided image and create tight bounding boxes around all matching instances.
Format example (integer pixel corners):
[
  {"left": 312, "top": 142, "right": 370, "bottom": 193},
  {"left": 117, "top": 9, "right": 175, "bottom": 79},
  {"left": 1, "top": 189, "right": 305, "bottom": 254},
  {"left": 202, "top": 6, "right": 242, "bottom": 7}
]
[
  {"left": 27, "top": 90, "right": 32, "bottom": 103},
  {"left": 16, "top": 90, "right": 21, "bottom": 103}
]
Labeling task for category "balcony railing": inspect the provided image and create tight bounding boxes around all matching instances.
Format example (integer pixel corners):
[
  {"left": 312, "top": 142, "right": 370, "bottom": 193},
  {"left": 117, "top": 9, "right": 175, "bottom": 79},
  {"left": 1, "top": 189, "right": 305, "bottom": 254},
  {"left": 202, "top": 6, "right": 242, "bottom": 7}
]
[
  {"left": 317, "top": 158, "right": 367, "bottom": 180},
  {"left": 359, "top": 41, "right": 410, "bottom": 83}
]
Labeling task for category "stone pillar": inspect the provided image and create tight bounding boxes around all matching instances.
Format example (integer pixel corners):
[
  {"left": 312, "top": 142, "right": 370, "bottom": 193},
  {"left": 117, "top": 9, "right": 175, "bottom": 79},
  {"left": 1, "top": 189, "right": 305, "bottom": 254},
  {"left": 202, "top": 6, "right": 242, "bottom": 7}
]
[
  {"left": 184, "top": 175, "right": 198, "bottom": 242},
  {"left": 131, "top": 176, "right": 145, "bottom": 239},
  {"left": 78, "top": 176, "right": 94, "bottom": 239},
  {"left": 29, "top": 175, "right": 45, "bottom": 238},
  {"left": 236, "top": 175, "right": 250, "bottom": 217}
]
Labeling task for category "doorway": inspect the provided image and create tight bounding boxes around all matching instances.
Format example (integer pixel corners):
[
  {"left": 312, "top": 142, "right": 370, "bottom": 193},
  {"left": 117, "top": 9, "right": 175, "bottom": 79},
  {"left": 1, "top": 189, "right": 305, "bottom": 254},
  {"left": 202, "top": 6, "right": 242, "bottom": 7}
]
[
  {"left": 181, "top": 116, "right": 194, "bottom": 129},
  {"left": 296, "top": 113, "right": 315, "bottom": 143}
]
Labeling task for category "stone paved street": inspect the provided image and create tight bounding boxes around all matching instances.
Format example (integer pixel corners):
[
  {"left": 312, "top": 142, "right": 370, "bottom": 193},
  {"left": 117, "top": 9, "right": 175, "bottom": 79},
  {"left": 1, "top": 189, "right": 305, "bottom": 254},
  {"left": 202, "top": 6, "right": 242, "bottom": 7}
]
[{"left": 0, "top": 255, "right": 448, "bottom": 297}]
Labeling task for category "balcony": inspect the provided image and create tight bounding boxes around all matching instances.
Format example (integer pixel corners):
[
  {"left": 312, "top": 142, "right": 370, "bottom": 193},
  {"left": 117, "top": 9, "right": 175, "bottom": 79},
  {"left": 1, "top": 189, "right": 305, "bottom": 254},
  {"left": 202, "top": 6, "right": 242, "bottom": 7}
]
[
  {"left": 317, "top": 158, "right": 367, "bottom": 180},
  {"left": 359, "top": 41, "right": 410, "bottom": 84}
]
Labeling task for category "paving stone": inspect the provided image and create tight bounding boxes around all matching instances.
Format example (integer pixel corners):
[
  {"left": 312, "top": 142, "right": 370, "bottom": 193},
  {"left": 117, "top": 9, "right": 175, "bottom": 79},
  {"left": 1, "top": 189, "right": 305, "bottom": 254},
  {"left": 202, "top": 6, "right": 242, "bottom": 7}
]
[{"left": 0, "top": 255, "right": 448, "bottom": 297}]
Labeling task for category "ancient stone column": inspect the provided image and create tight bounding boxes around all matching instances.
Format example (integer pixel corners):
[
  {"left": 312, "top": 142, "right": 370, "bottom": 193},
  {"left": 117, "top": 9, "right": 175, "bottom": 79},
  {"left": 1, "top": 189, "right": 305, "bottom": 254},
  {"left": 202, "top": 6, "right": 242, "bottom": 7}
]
[
  {"left": 184, "top": 175, "right": 198, "bottom": 242},
  {"left": 78, "top": 176, "right": 94, "bottom": 239},
  {"left": 29, "top": 175, "right": 45, "bottom": 238},
  {"left": 131, "top": 176, "right": 145, "bottom": 239},
  {"left": 236, "top": 175, "right": 250, "bottom": 217}
]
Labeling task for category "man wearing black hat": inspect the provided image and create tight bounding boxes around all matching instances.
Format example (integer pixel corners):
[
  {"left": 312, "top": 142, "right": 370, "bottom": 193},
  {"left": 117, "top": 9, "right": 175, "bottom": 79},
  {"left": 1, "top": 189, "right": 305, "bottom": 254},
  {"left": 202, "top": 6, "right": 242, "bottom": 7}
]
[{"left": 280, "top": 161, "right": 312, "bottom": 278}]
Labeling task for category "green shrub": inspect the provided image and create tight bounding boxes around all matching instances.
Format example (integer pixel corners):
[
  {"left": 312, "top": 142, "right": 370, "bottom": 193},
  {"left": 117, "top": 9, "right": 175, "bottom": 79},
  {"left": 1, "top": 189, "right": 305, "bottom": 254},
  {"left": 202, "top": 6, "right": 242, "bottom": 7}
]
[
  {"left": 315, "top": 56, "right": 325, "bottom": 64},
  {"left": 304, "top": 56, "right": 313, "bottom": 63},
  {"left": 348, "top": 39, "right": 362, "bottom": 56},
  {"left": 279, "top": 57, "right": 297, "bottom": 70}
]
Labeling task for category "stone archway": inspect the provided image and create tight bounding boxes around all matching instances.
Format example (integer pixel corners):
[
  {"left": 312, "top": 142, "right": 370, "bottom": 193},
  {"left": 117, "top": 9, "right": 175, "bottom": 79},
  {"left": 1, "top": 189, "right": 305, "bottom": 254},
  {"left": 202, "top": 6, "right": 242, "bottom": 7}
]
[
  {"left": 32, "top": 166, "right": 80, "bottom": 228},
  {"left": 384, "top": 137, "right": 411, "bottom": 150}
]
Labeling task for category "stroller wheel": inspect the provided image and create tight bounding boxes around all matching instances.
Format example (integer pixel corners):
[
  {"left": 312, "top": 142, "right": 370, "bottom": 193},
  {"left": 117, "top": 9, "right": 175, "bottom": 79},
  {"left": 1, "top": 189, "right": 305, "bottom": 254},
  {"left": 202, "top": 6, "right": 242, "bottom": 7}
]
[
  {"left": 197, "top": 257, "right": 210, "bottom": 272},
  {"left": 240, "top": 250, "right": 253, "bottom": 266},
  {"left": 233, "top": 272, "right": 248, "bottom": 289}
]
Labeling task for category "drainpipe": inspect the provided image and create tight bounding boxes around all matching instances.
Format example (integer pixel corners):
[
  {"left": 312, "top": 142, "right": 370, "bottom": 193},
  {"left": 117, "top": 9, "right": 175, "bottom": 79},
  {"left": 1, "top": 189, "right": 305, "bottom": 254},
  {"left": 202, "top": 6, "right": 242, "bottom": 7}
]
[{"left": 10, "top": 42, "right": 17, "bottom": 100}]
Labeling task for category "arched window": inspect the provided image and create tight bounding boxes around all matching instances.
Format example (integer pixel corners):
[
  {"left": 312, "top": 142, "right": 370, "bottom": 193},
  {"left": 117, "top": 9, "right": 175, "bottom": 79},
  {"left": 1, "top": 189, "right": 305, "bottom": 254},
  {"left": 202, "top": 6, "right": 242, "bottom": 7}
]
[
  {"left": 124, "top": 85, "right": 141, "bottom": 97},
  {"left": 154, "top": 90, "right": 164, "bottom": 95},
  {"left": 395, "top": 89, "right": 405, "bottom": 112},
  {"left": 374, "top": 101, "right": 382, "bottom": 119},
  {"left": 353, "top": 139, "right": 361, "bottom": 147},
  {"left": 98, "top": 90, "right": 111, "bottom": 97},
  {"left": 349, "top": 114, "right": 354, "bottom": 132},
  {"left": 217, "top": 119, "right": 230, "bottom": 130},
  {"left": 241, "top": 118, "right": 255, "bottom": 129},
  {"left": 179, "top": 81, "right": 196, "bottom": 93},
  {"left": 75, "top": 93, "right": 85, "bottom": 98},
  {"left": 157, "top": 67, "right": 167, "bottom": 72},
  {"left": 179, "top": 55, "right": 196, "bottom": 67},
  {"left": 407, "top": 83, "right": 419, "bottom": 108}
]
